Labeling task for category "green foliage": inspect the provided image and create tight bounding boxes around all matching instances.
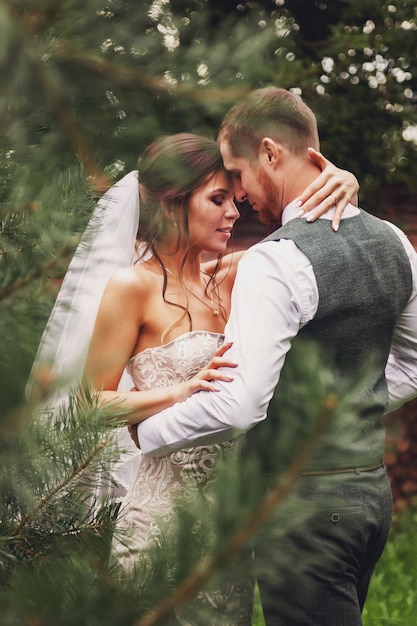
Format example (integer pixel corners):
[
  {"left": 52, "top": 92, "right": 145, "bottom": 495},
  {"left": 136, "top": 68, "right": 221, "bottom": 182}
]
[
  {"left": 0, "top": 165, "right": 95, "bottom": 414},
  {"left": 0, "top": 396, "right": 119, "bottom": 583},
  {"left": 1, "top": 1, "right": 417, "bottom": 216},
  {"left": 362, "top": 508, "right": 417, "bottom": 625}
]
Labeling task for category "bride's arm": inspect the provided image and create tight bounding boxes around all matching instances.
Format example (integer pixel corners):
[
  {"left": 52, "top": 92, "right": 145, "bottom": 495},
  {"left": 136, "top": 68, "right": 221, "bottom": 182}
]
[{"left": 83, "top": 268, "right": 235, "bottom": 425}]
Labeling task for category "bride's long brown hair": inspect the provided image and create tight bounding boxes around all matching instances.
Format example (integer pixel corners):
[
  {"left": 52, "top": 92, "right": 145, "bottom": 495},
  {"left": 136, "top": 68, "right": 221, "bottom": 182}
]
[{"left": 137, "top": 133, "right": 231, "bottom": 338}]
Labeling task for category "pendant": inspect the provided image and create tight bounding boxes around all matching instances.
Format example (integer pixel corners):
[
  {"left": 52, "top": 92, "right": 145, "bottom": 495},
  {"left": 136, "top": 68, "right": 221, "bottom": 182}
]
[{"left": 213, "top": 308, "right": 219, "bottom": 317}]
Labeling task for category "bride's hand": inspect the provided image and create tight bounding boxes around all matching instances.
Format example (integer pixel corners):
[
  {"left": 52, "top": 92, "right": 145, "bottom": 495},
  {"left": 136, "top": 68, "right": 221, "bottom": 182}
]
[{"left": 296, "top": 148, "right": 359, "bottom": 232}]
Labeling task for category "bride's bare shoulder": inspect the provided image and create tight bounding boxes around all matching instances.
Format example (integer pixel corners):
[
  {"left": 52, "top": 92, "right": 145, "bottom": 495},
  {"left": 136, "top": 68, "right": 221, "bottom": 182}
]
[{"left": 106, "top": 262, "right": 158, "bottom": 296}]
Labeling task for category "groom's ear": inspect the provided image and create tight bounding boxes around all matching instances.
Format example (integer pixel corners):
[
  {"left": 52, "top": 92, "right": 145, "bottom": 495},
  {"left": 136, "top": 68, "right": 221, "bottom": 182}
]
[{"left": 259, "top": 137, "right": 281, "bottom": 168}]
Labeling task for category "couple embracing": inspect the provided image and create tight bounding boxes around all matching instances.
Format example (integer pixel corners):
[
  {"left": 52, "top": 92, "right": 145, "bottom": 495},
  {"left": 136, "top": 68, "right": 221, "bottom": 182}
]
[{"left": 34, "top": 87, "right": 417, "bottom": 625}]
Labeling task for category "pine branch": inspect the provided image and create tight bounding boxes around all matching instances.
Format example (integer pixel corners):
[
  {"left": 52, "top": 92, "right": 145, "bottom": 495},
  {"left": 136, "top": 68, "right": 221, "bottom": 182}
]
[
  {"left": 135, "top": 393, "right": 337, "bottom": 626},
  {"left": 0, "top": 242, "right": 72, "bottom": 305},
  {"left": 13, "top": 439, "right": 108, "bottom": 535},
  {"left": 30, "top": 59, "right": 101, "bottom": 179},
  {"left": 2, "top": 1, "right": 108, "bottom": 183}
]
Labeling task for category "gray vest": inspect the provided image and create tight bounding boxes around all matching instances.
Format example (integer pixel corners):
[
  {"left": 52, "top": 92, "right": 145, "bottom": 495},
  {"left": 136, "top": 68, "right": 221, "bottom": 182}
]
[{"left": 263, "top": 209, "right": 413, "bottom": 470}]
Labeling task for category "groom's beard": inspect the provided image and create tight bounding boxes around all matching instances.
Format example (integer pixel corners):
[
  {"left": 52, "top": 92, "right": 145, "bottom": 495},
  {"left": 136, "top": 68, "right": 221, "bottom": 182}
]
[{"left": 257, "top": 168, "right": 283, "bottom": 225}]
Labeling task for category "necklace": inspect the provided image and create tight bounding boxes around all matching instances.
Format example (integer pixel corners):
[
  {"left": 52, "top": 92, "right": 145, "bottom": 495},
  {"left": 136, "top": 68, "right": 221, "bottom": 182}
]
[
  {"left": 165, "top": 268, "right": 221, "bottom": 317},
  {"left": 184, "top": 283, "right": 220, "bottom": 317}
]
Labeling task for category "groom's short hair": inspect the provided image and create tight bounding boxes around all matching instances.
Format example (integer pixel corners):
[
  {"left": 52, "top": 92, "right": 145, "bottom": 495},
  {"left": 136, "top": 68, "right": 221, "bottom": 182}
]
[{"left": 218, "top": 86, "right": 319, "bottom": 161}]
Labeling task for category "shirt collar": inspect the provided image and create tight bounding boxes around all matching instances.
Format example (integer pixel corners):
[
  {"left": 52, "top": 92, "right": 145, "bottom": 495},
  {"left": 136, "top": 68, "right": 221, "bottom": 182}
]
[{"left": 282, "top": 199, "right": 360, "bottom": 226}]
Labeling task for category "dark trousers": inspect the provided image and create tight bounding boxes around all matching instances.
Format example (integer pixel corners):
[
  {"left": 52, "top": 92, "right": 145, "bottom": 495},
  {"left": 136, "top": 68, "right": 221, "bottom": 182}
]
[{"left": 257, "top": 466, "right": 392, "bottom": 626}]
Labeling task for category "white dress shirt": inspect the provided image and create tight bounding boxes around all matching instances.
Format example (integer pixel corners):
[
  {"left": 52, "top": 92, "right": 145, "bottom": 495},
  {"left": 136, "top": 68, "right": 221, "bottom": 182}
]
[{"left": 138, "top": 202, "right": 417, "bottom": 456}]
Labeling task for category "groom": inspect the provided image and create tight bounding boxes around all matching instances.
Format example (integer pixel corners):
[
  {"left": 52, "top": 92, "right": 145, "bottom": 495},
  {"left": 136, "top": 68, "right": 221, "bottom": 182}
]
[{"left": 135, "top": 87, "right": 417, "bottom": 624}]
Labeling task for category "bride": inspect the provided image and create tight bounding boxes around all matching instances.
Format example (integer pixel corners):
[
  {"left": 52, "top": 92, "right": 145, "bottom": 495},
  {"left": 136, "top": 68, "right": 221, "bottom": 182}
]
[{"left": 32, "top": 132, "right": 358, "bottom": 624}]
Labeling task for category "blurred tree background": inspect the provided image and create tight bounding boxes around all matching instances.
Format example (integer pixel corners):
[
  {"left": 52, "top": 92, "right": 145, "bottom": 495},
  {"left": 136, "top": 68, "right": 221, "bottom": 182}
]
[{"left": 1, "top": 1, "right": 417, "bottom": 624}]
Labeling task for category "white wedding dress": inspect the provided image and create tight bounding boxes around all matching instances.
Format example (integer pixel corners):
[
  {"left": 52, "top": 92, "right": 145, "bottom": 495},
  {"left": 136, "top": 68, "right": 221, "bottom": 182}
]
[{"left": 112, "top": 330, "right": 254, "bottom": 625}]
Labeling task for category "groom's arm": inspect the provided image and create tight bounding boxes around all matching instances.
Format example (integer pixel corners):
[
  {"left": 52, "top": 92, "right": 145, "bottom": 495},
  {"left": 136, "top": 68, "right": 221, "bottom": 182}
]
[
  {"left": 137, "top": 241, "right": 316, "bottom": 456},
  {"left": 385, "top": 223, "right": 417, "bottom": 410}
]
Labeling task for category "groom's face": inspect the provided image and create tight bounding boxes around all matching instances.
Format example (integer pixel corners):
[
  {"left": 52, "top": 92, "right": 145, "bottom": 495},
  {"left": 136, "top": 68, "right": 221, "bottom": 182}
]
[{"left": 219, "top": 138, "right": 283, "bottom": 225}]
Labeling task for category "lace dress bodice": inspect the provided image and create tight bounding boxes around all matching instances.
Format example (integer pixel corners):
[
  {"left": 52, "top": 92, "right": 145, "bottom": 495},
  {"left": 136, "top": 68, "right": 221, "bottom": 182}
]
[{"left": 127, "top": 330, "right": 225, "bottom": 392}]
